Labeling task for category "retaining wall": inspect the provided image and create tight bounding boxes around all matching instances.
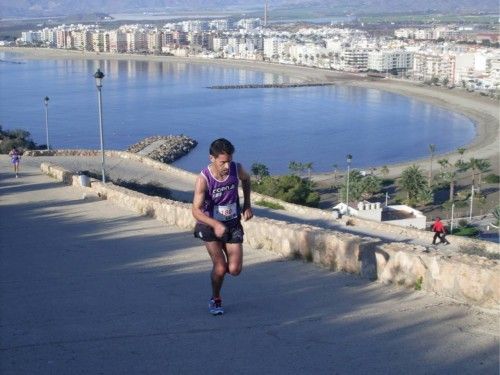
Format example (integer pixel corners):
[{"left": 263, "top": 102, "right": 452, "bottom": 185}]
[
  {"left": 29, "top": 149, "right": 499, "bottom": 254},
  {"left": 40, "top": 162, "right": 500, "bottom": 310}
]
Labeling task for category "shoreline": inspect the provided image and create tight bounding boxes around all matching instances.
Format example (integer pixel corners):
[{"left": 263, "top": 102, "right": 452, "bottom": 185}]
[{"left": 2, "top": 46, "right": 499, "bottom": 177}]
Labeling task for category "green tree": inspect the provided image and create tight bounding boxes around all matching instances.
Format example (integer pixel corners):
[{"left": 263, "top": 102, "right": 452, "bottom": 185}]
[
  {"left": 250, "top": 162, "right": 269, "bottom": 182},
  {"left": 0, "top": 126, "right": 37, "bottom": 153},
  {"left": 252, "top": 175, "right": 320, "bottom": 207},
  {"left": 340, "top": 170, "right": 382, "bottom": 202},
  {"left": 399, "top": 165, "right": 428, "bottom": 205},
  {"left": 493, "top": 205, "right": 500, "bottom": 226},
  {"left": 360, "top": 175, "right": 382, "bottom": 200},
  {"left": 340, "top": 170, "right": 364, "bottom": 202}
]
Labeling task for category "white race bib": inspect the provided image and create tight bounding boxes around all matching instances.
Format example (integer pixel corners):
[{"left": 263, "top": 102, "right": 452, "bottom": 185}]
[{"left": 213, "top": 203, "right": 238, "bottom": 221}]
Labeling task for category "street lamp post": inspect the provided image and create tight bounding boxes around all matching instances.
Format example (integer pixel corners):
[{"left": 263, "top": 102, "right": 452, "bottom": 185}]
[
  {"left": 450, "top": 202, "right": 455, "bottom": 233},
  {"left": 44, "top": 96, "right": 50, "bottom": 150},
  {"left": 94, "top": 68, "right": 106, "bottom": 183},
  {"left": 345, "top": 154, "right": 352, "bottom": 215},
  {"left": 469, "top": 185, "right": 477, "bottom": 221}
]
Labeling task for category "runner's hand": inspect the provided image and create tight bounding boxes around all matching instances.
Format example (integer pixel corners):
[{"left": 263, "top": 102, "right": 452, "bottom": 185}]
[
  {"left": 214, "top": 222, "right": 227, "bottom": 238},
  {"left": 242, "top": 207, "right": 253, "bottom": 221}
]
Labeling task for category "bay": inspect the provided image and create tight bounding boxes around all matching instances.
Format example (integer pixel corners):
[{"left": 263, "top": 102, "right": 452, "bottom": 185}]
[{"left": 0, "top": 52, "right": 475, "bottom": 174}]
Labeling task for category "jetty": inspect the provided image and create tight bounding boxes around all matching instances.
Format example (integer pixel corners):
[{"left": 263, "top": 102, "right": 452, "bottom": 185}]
[{"left": 207, "top": 82, "right": 336, "bottom": 89}]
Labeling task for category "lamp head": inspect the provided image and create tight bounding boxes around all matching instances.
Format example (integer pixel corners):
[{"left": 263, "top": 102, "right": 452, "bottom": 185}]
[
  {"left": 94, "top": 68, "right": 105, "bottom": 88},
  {"left": 44, "top": 96, "right": 49, "bottom": 105}
]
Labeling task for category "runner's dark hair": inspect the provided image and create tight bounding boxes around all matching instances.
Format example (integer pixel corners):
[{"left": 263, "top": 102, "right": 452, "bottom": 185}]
[{"left": 210, "top": 138, "right": 235, "bottom": 157}]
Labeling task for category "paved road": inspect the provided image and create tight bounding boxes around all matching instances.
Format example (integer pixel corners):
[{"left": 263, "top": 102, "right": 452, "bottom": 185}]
[
  {"left": 0, "top": 158, "right": 498, "bottom": 374},
  {"left": 12, "top": 154, "right": 483, "bottom": 254}
]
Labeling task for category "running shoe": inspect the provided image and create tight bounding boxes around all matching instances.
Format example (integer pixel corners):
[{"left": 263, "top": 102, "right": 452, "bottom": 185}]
[{"left": 208, "top": 297, "right": 224, "bottom": 315}]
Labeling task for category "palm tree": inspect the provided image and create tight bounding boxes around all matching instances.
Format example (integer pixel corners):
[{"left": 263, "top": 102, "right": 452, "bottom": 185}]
[
  {"left": 251, "top": 162, "right": 269, "bottom": 182},
  {"left": 466, "top": 158, "right": 491, "bottom": 192},
  {"left": 437, "top": 158, "right": 457, "bottom": 201},
  {"left": 303, "top": 162, "right": 313, "bottom": 180},
  {"left": 465, "top": 158, "right": 490, "bottom": 191},
  {"left": 288, "top": 161, "right": 304, "bottom": 176},
  {"left": 428, "top": 144, "right": 436, "bottom": 187},
  {"left": 380, "top": 165, "right": 390, "bottom": 178},
  {"left": 399, "top": 165, "right": 428, "bottom": 204}
]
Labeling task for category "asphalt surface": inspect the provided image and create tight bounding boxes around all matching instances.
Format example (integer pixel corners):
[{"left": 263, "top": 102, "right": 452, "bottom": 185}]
[{"left": 1, "top": 157, "right": 499, "bottom": 374}]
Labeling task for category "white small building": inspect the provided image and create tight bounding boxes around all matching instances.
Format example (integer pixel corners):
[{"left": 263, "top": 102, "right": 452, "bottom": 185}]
[{"left": 333, "top": 201, "right": 427, "bottom": 229}]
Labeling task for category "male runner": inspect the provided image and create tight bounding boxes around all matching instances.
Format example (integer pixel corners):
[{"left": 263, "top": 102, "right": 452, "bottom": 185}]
[{"left": 192, "top": 138, "right": 253, "bottom": 315}]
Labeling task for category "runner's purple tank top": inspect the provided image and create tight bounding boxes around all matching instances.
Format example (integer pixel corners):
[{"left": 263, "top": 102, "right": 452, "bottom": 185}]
[{"left": 200, "top": 161, "right": 240, "bottom": 222}]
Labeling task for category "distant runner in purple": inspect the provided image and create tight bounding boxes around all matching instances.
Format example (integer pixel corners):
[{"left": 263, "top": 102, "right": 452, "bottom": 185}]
[{"left": 192, "top": 138, "right": 253, "bottom": 315}]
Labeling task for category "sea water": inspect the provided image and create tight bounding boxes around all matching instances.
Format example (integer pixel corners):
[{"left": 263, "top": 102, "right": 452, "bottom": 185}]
[{"left": 0, "top": 52, "right": 475, "bottom": 174}]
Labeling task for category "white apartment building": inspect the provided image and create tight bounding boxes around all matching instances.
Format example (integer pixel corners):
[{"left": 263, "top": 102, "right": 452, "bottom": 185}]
[
  {"left": 236, "top": 18, "right": 261, "bottom": 32},
  {"left": 341, "top": 48, "right": 369, "bottom": 72},
  {"left": 226, "top": 37, "right": 242, "bottom": 55},
  {"left": 213, "top": 36, "right": 228, "bottom": 52},
  {"left": 487, "top": 57, "right": 500, "bottom": 85},
  {"left": 434, "top": 27, "right": 460, "bottom": 40},
  {"left": 367, "top": 50, "right": 413, "bottom": 72},
  {"left": 412, "top": 52, "right": 455, "bottom": 82},
  {"left": 126, "top": 30, "right": 147, "bottom": 52},
  {"left": 395, "top": 28, "right": 417, "bottom": 39},
  {"left": 108, "top": 30, "right": 127, "bottom": 53},
  {"left": 325, "top": 39, "right": 343, "bottom": 52},
  {"left": 454, "top": 53, "right": 476, "bottom": 84},
  {"left": 415, "top": 29, "right": 435, "bottom": 40},
  {"left": 162, "top": 32, "right": 175, "bottom": 46},
  {"left": 20, "top": 31, "right": 42, "bottom": 44},
  {"left": 263, "top": 37, "right": 282, "bottom": 59},
  {"left": 56, "top": 28, "right": 70, "bottom": 48},
  {"left": 92, "top": 31, "right": 106, "bottom": 52},
  {"left": 41, "top": 28, "right": 56, "bottom": 45},
  {"left": 181, "top": 20, "right": 208, "bottom": 33},
  {"left": 71, "top": 30, "right": 86, "bottom": 50},
  {"left": 209, "top": 19, "right": 229, "bottom": 31},
  {"left": 147, "top": 30, "right": 162, "bottom": 52}
]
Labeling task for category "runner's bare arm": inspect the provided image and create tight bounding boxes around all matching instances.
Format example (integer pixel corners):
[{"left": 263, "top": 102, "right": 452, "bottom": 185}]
[
  {"left": 237, "top": 164, "right": 253, "bottom": 221},
  {"left": 192, "top": 174, "right": 227, "bottom": 237}
]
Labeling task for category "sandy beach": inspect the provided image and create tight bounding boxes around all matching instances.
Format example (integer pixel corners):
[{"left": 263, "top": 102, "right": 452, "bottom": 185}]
[{"left": 2, "top": 46, "right": 499, "bottom": 177}]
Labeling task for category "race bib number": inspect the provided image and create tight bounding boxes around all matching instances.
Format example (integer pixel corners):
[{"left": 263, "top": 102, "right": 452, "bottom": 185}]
[{"left": 213, "top": 203, "right": 237, "bottom": 221}]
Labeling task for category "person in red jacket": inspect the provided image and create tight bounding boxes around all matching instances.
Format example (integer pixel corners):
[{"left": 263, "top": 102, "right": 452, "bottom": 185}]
[{"left": 431, "top": 217, "right": 450, "bottom": 245}]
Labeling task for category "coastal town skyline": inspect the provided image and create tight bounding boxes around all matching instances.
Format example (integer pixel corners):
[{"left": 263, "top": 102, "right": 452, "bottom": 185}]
[{"left": 9, "top": 12, "right": 500, "bottom": 92}]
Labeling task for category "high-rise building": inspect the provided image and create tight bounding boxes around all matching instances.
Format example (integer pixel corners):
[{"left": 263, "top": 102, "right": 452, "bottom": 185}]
[
  {"left": 367, "top": 50, "right": 413, "bottom": 72},
  {"left": 108, "top": 30, "right": 127, "bottom": 53}
]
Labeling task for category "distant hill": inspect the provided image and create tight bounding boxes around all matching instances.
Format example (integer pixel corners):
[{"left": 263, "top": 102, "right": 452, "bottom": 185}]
[{"left": 0, "top": 0, "right": 497, "bottom": 18}]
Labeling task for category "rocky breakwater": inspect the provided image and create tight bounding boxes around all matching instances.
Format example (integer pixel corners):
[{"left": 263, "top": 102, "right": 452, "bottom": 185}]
[{"left": 127, "top": 135, "right": 197, "bottom": 163}]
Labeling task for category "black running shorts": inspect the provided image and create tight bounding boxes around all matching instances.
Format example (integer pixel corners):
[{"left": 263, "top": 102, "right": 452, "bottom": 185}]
[{"left": 194, "top": 219, "right": 244, "bottom": 244}]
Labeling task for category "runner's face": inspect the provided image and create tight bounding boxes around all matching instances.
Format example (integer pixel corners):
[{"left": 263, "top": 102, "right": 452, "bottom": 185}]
[{"left": 211, "top": 153, "right": 232, "bottom": 177}]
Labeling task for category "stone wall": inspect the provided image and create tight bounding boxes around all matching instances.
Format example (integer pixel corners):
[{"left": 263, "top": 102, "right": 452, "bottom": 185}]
[{"left": 40, "top": 161, "right": 500, "bottom": 310}]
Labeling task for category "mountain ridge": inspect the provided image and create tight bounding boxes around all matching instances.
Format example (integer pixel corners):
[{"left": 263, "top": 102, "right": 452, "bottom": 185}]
[{"left": 0, "top": 0, "right": 497, "bottom": 18}]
